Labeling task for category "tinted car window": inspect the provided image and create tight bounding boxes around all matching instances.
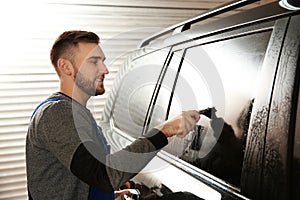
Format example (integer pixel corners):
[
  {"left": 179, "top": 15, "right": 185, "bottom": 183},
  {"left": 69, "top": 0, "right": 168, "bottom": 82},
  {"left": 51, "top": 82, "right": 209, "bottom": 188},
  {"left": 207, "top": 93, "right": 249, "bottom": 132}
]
[
  {"left": 155, "top": 31, "right": 272, "bottom": 186},
  {"left": 112, "top": 48, "right": 169, "bottom": 137},
  {"left": 293, "top": 84, "right": 300, "bottom": 197}
]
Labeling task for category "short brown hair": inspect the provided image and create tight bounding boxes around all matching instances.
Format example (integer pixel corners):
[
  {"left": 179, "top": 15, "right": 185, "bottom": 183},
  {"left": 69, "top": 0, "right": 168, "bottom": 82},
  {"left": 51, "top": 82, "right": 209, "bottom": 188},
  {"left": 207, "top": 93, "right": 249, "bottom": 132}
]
[{"left": 50, "top": 30, "right": 100, "bottom": 74}]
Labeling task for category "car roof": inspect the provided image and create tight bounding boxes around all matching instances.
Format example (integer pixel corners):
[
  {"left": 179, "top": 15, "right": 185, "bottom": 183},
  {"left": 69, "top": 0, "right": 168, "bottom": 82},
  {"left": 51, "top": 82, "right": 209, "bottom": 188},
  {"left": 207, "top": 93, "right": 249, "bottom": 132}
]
[{"left": 140, "top": 0, "right": 298, "bottom": 49}]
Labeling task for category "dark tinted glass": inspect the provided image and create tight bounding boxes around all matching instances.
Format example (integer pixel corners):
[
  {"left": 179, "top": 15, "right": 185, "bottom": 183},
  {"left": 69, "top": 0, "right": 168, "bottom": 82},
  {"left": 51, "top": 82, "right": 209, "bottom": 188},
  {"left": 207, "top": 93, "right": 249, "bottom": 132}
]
[
  {"left": 162, "top": 31, "right": 271, "bottom": 186},
  {"left": 293, "top": 85, "right": 300, "bottom": 197}
]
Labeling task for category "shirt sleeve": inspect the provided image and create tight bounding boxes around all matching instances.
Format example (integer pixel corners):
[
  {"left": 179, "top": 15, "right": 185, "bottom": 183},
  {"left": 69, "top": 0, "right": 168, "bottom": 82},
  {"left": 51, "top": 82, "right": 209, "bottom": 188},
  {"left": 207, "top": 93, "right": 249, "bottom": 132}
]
[
  {"left": 70, "top": 142, "right": 115, "bottom": 193},
  {"left": 70, "top": 129, "right": 168, "bottom": 191}
]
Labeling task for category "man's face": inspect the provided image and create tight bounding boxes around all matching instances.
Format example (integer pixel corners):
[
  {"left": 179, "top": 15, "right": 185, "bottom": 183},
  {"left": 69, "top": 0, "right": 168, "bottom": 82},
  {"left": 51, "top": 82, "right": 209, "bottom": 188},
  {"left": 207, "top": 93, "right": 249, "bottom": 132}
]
[{"left": 73, "top": 42, "right": 109, "bottom": 96}]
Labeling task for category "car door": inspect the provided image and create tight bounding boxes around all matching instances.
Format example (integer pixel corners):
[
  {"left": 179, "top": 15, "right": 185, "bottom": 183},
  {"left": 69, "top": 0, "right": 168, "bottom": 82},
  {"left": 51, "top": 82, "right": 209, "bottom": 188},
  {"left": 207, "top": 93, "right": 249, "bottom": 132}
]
[
  {"left": 144, "top": 16, "right": 290, "bottom": 199},
  {"left": 244, "top": 14, "right": 300, "bottom": 200}
]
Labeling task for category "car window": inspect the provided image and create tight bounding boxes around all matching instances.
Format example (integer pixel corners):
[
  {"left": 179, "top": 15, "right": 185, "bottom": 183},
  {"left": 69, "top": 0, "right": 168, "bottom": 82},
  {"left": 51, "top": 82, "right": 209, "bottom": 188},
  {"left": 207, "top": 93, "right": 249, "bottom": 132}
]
[
  {"left": 152, "top": 31, "right": 272, "bottom": 187},
  {"left": 145, "top": 50, "right": 184, "bottom": 132},
  {"left": 293, "top": 83, "right": 300, "bottom": 197},
  {"left": 112, "top": 48, "right": 170, "bottom": 137}
]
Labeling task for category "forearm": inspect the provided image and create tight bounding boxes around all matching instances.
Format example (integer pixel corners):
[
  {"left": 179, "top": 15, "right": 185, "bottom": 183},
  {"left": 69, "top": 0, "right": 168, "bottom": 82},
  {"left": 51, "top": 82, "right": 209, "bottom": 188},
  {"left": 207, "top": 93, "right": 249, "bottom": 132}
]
[
  {"left": 70, "top": 142, "right": 114, "bottom": 193},
  {"left": 70, "top": 129, "right": 168, "bottom": 192},
  {"left": 106, "top": 129, "right": 167, "bottom": 188}
]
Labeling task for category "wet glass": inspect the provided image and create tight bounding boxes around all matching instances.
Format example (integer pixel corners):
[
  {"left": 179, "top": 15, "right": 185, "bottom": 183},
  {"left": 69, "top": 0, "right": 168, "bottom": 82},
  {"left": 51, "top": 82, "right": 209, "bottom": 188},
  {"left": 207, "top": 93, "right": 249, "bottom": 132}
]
[{"left": 160, "top": 31, "right": 271, "bottom": 186}]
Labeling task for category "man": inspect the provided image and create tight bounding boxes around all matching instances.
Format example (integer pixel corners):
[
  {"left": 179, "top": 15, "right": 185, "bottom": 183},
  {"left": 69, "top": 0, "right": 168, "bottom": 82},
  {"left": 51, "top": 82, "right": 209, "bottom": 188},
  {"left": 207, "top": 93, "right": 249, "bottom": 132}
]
[{"left": 26, "top": 30, "right": 200, "bottom": 200}]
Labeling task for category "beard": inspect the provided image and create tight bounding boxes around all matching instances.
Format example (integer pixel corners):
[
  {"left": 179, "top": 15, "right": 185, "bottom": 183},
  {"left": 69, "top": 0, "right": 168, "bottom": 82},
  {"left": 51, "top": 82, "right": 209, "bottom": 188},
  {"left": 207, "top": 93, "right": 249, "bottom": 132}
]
[{"left": 74, "top": 70, "right": 105, "bottom": 96}]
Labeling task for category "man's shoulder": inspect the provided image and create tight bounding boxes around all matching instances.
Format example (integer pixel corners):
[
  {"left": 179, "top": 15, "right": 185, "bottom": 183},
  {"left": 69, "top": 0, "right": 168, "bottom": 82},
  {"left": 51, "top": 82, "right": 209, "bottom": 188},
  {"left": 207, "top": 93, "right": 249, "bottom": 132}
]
[
  {"left": 32, "top": 93, "right": 72, "bottom": 120},
  {"left": 33, "top": 92, "right": 93, "bottom": 126}
]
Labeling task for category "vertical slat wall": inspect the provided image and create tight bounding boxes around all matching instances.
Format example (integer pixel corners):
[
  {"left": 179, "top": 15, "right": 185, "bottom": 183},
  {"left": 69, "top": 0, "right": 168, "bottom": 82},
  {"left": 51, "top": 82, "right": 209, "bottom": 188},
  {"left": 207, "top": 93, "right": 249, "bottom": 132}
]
[{"left": 0, "top": 0, "right": 260, "bottom": 199}]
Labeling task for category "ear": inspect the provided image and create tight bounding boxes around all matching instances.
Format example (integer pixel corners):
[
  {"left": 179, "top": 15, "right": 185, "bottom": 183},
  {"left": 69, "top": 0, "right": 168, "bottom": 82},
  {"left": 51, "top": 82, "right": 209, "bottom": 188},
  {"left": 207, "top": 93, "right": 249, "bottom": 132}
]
[{"left": 57, "top": 58, "right": 74, "bottom": 76}]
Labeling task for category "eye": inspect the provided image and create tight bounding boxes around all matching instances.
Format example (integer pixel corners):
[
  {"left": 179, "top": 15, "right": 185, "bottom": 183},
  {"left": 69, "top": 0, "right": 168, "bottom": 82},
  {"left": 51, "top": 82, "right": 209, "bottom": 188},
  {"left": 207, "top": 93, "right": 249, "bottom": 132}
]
[{"left": 91, "top": 60, "right": 98, "bottom": 65}]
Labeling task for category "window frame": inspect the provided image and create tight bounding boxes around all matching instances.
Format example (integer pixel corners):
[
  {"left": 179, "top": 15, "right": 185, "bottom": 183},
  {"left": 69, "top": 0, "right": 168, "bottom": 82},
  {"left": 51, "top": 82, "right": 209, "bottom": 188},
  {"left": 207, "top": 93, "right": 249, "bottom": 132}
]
[
  {"left": 109, "top": 47, "right": 172, "bottom": 138},
  {"left": 255, "top": 14, "right": 300, "bottom": 200}
]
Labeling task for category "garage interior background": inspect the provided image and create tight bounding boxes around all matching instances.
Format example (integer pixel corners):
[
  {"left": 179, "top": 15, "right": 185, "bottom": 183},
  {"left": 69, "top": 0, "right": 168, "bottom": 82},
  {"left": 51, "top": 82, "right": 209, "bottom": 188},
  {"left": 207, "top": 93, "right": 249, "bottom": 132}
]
[{"left": 0, "top": 0, "right": 273, "bottom": 199}]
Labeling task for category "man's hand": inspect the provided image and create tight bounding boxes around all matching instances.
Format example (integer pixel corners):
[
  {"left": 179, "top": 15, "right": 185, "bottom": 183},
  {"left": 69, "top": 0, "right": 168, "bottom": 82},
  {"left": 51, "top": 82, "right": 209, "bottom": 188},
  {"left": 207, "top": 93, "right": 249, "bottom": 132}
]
[
  {"left": 114, "top": 189, "right": 130, "bottom": 199},
  {"left": 155, "top": 110, "right": 200, "bottom": 138}
]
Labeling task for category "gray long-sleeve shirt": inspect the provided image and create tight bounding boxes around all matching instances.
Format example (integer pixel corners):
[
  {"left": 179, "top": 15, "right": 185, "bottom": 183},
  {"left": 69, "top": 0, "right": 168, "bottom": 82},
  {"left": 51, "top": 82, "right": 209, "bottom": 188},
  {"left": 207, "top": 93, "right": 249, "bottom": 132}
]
[{"left": 26, "top": 92, "right": 168, "bottom": 200}]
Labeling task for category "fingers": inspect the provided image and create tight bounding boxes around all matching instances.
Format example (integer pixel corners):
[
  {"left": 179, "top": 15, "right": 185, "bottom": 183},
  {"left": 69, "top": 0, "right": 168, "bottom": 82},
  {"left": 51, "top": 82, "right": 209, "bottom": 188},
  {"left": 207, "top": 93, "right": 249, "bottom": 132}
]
[
  {"left": 176, "top": 110, "right": 200, "bottom": 138},
  {"left": 189, "top": 110, "right": 201, "bottom": 122},
  {"left": 114, "top": 189, "right": 131, "bottom": 199},
  {"left": 156, "top": 110, "right": 200, "bottom": 138}
]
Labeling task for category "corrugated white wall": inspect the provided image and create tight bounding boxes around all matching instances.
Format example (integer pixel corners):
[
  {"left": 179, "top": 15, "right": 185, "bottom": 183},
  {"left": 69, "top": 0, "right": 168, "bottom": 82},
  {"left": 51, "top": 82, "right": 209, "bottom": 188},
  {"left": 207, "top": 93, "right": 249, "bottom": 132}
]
[{"left": 0, "top": 0, "right": 265, "bottom": 199}]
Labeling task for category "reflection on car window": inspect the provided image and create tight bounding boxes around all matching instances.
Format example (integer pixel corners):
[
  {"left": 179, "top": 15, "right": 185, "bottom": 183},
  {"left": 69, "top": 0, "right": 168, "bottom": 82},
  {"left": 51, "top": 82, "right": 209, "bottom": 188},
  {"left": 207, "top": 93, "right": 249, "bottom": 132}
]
[
  {"left": 146, "top": 50, "right": 184, "bottom": 132},
  {"left": 161, "top": 31, "right": 271, "bottom": 186},
  {"left": 112, "top": 48, "right": 169, "bottom": 137}
]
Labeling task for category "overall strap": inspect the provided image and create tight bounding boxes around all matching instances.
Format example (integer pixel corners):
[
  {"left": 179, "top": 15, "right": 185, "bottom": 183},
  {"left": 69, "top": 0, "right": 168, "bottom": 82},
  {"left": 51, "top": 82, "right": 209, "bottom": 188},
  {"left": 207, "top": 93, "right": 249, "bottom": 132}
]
[
  {"left": 89, "top": 188, "right": 114, "bottom": 200},
  {"left": 89, "top": 124, "right": 113, "bottom": 200},
  {"left": 94, "top": 124, "right": 111, "bottom": 155},
  {"left": 31, "top": 97, "right": 60, "bottom": 118}
]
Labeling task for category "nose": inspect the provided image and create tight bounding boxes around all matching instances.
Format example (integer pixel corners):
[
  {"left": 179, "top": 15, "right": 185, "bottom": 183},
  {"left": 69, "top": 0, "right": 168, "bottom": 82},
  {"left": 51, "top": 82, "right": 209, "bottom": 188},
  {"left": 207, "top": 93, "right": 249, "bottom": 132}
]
[{"left": 99, "top": 62, "right": 109, "bottom": 75}]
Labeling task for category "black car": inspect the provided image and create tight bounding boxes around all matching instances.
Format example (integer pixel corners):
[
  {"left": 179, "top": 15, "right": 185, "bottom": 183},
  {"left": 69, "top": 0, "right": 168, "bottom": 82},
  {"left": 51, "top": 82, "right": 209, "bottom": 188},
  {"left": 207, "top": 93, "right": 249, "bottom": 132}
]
[{"left": 100, "top": 0, "right": 300, "bottom": 199}]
